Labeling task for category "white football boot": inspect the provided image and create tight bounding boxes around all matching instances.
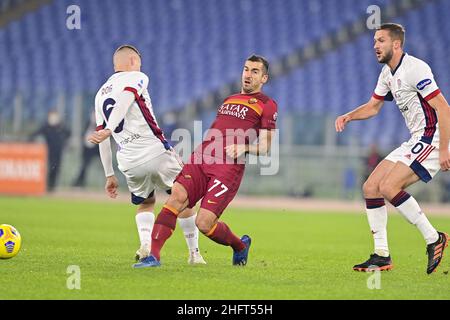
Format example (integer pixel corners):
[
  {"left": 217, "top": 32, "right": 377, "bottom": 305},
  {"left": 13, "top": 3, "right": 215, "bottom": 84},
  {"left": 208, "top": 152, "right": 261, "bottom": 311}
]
[
  {"left": 188, "top": 251, "right": 207, "bottom": 265},
  {"left": 135, "top": 244, "right": 150, "bottom": 262}
]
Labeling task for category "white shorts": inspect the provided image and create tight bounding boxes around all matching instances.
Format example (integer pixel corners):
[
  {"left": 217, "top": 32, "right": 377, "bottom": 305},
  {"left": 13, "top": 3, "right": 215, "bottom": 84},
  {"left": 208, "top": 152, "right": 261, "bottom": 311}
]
[
  {"left": 122, "top": 150, "right": 183, "bottom": 204},
  {"left": 385, "top": 139, "right": 440, "bottom": 183}
]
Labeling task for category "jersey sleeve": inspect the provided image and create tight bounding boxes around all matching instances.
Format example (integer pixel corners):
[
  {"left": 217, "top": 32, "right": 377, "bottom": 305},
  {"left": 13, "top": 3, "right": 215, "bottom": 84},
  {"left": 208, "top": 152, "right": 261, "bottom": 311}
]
[
  {"left": 94, "top": 95, "right": 106, "bottom": 131},
  {"left": 121, "top": 71, "right": 149, "bottom": 97},
  {"left": 373, "top": 70, "right": 393, "bottom": 101},
  {"left": 261, "top": 100, "right": 278, "bottom": 130},
  {"left": 406, "top": 60, "right": 440, "bottom": 101}
]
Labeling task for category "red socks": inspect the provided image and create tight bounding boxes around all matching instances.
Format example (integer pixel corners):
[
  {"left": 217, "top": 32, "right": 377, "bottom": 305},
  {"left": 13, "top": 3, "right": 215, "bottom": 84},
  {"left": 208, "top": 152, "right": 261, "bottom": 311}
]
[
  {"left": 151, "top": 206, "right": 245, "bottom": 260},
  {"left": 151, "top": 206, "right": 178, "bottom": 261},
  {"left": 206, "top": 222, "right": 245, "bottom": 252}
]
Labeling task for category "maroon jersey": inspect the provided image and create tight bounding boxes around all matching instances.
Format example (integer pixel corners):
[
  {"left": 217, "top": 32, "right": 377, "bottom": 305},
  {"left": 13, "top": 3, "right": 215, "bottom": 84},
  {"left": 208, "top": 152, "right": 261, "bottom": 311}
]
[
  {"left": 176, "top": 91, "right": 278, "bottom": 216},
  {"left": 195, "top": 92, "right": 278, "bottom": 163}
]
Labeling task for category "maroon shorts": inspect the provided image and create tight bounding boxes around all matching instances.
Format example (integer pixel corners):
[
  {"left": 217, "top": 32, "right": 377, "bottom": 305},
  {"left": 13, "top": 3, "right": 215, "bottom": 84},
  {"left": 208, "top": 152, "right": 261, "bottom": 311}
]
[{"left": 175, "top": 156, "right": 245, "bottom": 217}]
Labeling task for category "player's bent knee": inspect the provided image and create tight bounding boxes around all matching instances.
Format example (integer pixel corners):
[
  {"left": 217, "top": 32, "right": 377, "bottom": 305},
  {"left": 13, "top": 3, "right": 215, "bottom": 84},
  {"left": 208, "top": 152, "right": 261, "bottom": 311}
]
[
  {"left": 379, "top": 179, "right": 396, "bottom": 199},
  {"left": 362, "top": 180, "right": 380, "bottom": 197},
  {"left": 196, "top": 219, "right": 214, "bottom": 235},
  {"left": 166, "top": 195, "right": 187, "bottom": 212},
  {"left": 163, "top": 191, "right": 188, "bottom": 213}
]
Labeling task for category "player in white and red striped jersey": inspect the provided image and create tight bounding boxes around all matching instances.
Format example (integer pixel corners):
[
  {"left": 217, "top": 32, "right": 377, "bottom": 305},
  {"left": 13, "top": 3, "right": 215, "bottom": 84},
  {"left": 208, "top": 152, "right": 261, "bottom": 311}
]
[
  {"left": 88, "top": 45, "right": 206, "bottom": 266},
  {"left": 335, "top": 23, "right": 449, "bottom": 274}
]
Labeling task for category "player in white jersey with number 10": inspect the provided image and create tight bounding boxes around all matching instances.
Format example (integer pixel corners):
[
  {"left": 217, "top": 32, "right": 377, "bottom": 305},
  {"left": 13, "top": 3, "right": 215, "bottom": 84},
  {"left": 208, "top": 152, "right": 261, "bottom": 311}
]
[
  {"left": 335, "top": 24, "right": 449, "bottom": 274},
  {"left": 88, "top": 45, "right": 206, "bottom": 267}
]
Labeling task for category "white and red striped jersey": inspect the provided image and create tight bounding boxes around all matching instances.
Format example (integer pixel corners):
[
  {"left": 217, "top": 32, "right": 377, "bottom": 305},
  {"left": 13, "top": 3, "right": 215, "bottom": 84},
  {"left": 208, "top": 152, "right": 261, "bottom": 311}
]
[
  {"left": 94, "top": 71, "right": 170, "bottom": 172},
  {"left": 373, "top": 53, "right": 441, "bottom": 145}
]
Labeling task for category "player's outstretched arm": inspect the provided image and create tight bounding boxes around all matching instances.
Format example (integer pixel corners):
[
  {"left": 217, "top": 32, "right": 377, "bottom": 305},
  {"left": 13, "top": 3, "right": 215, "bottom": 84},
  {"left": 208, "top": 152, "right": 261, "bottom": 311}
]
[
  {"left": 428, "top": 93, "right": 450, "bottom": 171},
  {"left": 335, "top": 97, "right": 384, "bottom": 132}
]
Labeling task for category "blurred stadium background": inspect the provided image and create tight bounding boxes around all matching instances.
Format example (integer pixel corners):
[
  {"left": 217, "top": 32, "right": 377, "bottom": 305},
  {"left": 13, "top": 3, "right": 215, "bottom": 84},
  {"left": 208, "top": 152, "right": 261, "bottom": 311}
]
[{"left": 1, "top": 0, "right": 450, "bottom": 202}]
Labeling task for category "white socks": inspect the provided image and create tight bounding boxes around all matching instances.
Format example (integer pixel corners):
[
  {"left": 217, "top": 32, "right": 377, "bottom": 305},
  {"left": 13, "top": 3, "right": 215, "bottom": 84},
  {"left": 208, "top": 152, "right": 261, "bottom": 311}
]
[
  {"left": 135, "top": 212, "right": 155, "bottom": 248},
  {"left": 365, "top": 191, "right": 440, "bottom": 255},
  {"left": 136, "top": 211, "right": 201, "bottom": 254},
  {"left": 393, "top": 193, "right": 439, "bottom": 245},
  {"left": 366, "top": 206, "right": 389, "bottom": 257},
  {"left": 177, "top": 214, "right": 200, "bottom": 254}
]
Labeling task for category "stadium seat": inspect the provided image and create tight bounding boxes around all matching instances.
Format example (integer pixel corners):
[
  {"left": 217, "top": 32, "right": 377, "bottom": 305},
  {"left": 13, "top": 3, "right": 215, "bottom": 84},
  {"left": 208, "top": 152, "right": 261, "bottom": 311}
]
[{"left": 1, "top": 0, "right": 448, "bottom": 148}]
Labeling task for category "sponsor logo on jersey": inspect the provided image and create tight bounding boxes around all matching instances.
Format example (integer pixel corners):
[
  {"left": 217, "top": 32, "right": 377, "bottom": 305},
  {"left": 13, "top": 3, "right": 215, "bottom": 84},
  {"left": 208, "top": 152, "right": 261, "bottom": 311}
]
[
  {"left": 248, "top": 98, "right": 258, "bottom": 104},
  {"left": 218, "top": 104, "right": 249, "bottom": 120},
  {"left": 273, "top": 112, "right": 278, "bottom": 121},
  {"left": 405, "top": 154, "right": 411, "bottom": 160},
  {"left": 138, "top": 79, "right": 143, "bottom": 88},
  {"left": 416, "top": 79, "right": 432, "bottom": 91},
  {"left": 119, "top": 134, "right": 141, "bottom": 147},
  {"left": 207, "top": 200, "right": 217, "bottom": 204}
]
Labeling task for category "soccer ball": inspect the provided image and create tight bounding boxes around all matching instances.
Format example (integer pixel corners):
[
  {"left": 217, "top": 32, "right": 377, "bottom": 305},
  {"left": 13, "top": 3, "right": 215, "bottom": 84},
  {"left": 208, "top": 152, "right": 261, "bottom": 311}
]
[{"left": 0, "top": 224, "right": 22, "bottom": 259}]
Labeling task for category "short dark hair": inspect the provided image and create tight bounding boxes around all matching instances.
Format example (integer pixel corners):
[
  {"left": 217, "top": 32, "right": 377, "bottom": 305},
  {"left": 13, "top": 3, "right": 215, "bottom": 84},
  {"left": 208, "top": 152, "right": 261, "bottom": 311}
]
[
  {"left": 114, "top": 44, "right": 141, "bottom": 57},
  {"left": 377, "top": 23, "right": 406, "bottom": 47},
  {"left": 247, "top": 54, "right": 269, "bottom": 75}
]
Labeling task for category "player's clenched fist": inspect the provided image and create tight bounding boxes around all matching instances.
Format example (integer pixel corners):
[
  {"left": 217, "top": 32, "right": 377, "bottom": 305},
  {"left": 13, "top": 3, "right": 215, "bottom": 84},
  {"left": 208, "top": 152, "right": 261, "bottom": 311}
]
[
  {"left": 335, "top": 114, "right": 352, "bottom": 132},
  {"left": 88, "top": 129, "right": 112, "bottom": 144}
]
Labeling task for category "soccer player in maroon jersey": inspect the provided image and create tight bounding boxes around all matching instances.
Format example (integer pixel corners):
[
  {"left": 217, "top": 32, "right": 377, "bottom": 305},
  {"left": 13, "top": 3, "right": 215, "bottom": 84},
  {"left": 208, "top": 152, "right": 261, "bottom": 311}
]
[{"left": 134, "top": 55, "right": 278, "bottom": 267}]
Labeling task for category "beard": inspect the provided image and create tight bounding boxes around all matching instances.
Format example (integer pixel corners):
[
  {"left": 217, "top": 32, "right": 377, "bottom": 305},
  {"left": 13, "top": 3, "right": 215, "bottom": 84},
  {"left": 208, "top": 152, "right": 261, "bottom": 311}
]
[
  {"left": 242, "top": 82, "right": 255, "bottom": 93},
  {"left": 378, "top": 49, "right": 393, "bottom": 64}
]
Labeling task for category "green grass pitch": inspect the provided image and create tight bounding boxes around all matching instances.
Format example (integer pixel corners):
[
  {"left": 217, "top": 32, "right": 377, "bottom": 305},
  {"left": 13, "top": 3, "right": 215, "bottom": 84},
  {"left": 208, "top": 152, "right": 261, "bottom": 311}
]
[{"left": 0, "top": 196, "right": 449, "bottom": 300}]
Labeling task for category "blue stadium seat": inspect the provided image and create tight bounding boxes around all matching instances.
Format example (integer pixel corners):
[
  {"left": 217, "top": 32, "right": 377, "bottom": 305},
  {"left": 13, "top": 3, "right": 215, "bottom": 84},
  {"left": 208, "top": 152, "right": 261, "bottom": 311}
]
[
  {"left": 1, "top": 0, "right": 393, "bottom": 114},
  {"left": 265, "top": 0, "right": 449, "bottom": 148},
  {"left": 1, "top": 0, "right": 449, "bottom": 148}
]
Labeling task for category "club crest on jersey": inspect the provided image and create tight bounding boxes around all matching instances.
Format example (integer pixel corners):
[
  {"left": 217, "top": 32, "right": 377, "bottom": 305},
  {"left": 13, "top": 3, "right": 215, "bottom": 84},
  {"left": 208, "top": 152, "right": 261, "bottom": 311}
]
[
  {"left": 248, "top": 98, "right": 258, "bottom": 104},
  {"left": 416, "top": 79, "right": 432, "bottom": 91}
]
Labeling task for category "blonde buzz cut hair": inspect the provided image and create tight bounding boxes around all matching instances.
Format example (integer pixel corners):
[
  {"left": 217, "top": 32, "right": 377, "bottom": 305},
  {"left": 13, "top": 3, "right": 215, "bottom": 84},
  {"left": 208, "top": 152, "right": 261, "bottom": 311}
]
[{"left": 114, "top": 44, "right": 141, "bottom": 57}]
